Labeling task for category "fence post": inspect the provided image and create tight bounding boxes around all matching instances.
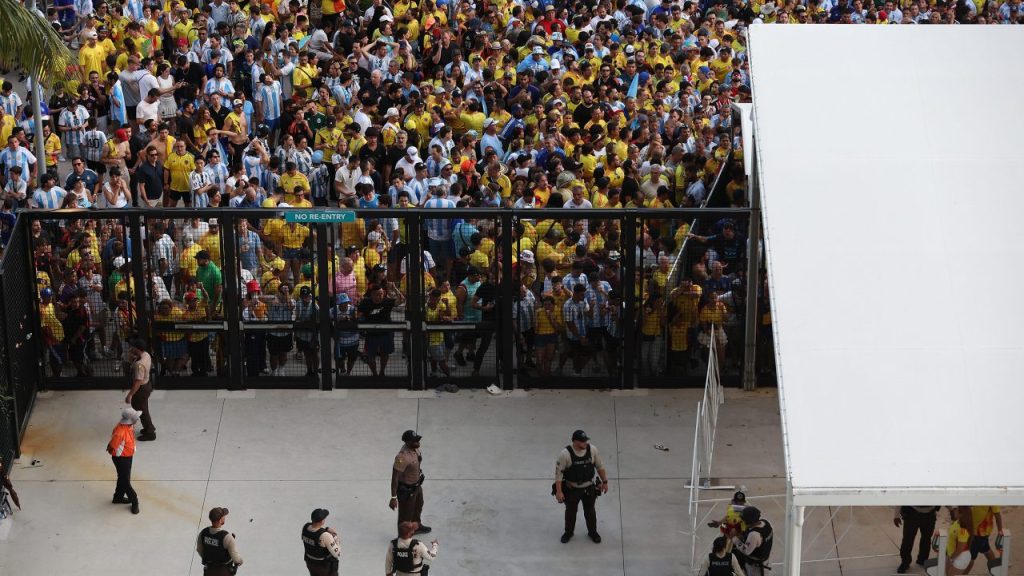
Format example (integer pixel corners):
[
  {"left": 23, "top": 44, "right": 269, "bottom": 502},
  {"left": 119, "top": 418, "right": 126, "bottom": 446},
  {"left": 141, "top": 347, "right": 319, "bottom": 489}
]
[
  {"left": 499, "top": 210, "right": 515, "bottom": 390},
  {"left": 406, "top": 213, "right": 425, "bottom": 391},
  {"left": 219, "top": 214, "right": 244, "bottom": 390},
  {"left": 0, "top": 280, "right": 17, "bottom": 462},
  {"left": 743, "top": 145, "right": 762, "bottom": 391},
  {"left": 315, "top": 224, "right": 333, "bottom": 391},
  {"left": 620, "top": 211, "right": 637, "bottom": 389},
  {"left": 127, "top": 214, "right": 149, "bottom": 343}
]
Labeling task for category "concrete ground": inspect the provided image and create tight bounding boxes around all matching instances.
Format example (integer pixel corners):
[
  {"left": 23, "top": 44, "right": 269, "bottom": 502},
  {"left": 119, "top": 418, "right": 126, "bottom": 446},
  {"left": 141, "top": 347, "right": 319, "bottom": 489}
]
[{"left": 0, "top": 388, "right": 1019, "bottom": 576}]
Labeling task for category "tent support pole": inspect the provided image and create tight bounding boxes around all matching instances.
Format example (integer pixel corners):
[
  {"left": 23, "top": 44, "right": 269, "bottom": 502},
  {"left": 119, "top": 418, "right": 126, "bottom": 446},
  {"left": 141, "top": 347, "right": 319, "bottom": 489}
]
[{"left": 784, "top": 500, "right": 805, "bottom": 576}]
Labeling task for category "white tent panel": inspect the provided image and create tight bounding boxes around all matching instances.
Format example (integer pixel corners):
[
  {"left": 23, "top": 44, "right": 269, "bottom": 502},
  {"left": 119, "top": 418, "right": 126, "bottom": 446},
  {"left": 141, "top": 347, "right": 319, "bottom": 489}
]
[{"left": 749, "top": 25, "right": 1024, "bottom": 507}]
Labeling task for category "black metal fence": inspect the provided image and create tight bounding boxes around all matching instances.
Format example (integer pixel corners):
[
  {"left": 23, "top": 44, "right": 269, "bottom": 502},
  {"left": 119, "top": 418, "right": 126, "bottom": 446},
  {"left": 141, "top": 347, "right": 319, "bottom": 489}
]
[
  {"left": 10, "top": 205, "right": 755, "bottom": 394},
  {"left": 0, "top": 216, "right": 42, "bottom": 462}
]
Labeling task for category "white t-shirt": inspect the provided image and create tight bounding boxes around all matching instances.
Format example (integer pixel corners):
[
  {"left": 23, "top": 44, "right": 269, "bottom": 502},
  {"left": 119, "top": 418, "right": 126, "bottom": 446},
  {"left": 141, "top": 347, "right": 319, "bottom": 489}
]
[{"left": 136, "top": 99, "right": 160, "bottom": 124}]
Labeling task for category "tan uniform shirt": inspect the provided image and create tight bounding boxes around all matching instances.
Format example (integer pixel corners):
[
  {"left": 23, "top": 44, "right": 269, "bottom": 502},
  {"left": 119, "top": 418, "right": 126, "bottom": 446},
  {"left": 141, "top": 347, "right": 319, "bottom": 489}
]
[
  {"left": 132, "top": 351, "right": 152, "bottom": 386},
  {"left": 195, "top": 527, "right": 244, "bottom": 565},
  {"left": 394, "top": 446, "right": 422, "bottom": 484},
  {"left": 304, "top": 524, "right": 342, "bottom": 560},
  {"left": 384, "top": 537, "right": 438, "bottom": 575},
  {"left": 555, "top": 443, "right": 605, "bottom": 488}
]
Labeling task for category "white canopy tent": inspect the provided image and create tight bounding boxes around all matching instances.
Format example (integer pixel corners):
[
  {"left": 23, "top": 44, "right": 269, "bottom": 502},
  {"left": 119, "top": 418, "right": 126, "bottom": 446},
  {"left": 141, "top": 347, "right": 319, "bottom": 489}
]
[{"left": 747, "top": 25, "right": 1024, "bottom": 575}]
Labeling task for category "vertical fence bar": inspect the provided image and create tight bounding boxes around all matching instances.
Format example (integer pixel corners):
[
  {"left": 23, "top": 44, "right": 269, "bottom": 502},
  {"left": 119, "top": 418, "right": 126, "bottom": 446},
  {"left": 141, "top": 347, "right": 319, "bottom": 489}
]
[
  {"left": 315, "top": 224, "right": 333, "bottom": 390},
  {"left": 406, "top": 213, "right": 425, "bottom": 391},
  {"left": 743, "top": 146, "right": 762, "bottom": 391},
  {"left": 499, "top": 210, "right": 515, "bottom": 390},
  {"left": 220, "top": 214, "right": 243, "bottom": 389},
  {"left": 127, "top": 214, "right": 148, "bottom": 341},
  {"left": 621, "top": 211, "right": 637, "bottom": 389}
]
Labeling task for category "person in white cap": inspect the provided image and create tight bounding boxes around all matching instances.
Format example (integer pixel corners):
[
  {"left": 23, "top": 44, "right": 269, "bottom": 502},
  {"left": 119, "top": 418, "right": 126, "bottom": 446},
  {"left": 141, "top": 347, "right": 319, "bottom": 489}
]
[
  {"left": 394, "top": 146, "right": 420, "bottom": 182},
  {"left": 517, "top": 45, "right": 551, "bottom": 74},
  {"left": 480, "top": 118, "right": 504, "bottom": 159},
  {"left": 549, "top": 59, "right": 562, "bottom": 80},
  {"left": 382, "top": 108, "right": 402, "bottom": 146},
  {"left": 107, "top": 406, "right": 143, "bottom": 514}
]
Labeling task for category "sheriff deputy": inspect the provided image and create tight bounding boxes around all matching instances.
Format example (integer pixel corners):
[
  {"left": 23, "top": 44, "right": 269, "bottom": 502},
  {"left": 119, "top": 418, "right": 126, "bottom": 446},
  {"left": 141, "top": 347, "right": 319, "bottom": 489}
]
[
  {"left": 554, "top": 429, "right": 609, "bottom": 544},
  {"left": 390, "top": 430, "right": 431, "bottom": 534},
  {"left": 385, "top": 521, "right": 439, "bottom": 576},
  {"left": 302, "top": 508, "right": 342, "bottom": 576},
  {"left": 196, "top": 507, "right": 244, "bottom": 576}
]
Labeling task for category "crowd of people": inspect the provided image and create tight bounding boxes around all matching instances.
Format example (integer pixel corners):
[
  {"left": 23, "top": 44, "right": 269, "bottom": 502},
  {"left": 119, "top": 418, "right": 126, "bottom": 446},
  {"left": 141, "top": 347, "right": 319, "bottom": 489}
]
[{"left": 0, "top": 0, "right": 853, "bottom": 382}]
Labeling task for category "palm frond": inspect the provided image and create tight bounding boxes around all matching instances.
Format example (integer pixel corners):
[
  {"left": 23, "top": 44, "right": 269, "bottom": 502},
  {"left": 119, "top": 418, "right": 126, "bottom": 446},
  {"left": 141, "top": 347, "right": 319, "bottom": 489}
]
[{"left": 0, "top": 0, "right": 72, "bottom": 87}]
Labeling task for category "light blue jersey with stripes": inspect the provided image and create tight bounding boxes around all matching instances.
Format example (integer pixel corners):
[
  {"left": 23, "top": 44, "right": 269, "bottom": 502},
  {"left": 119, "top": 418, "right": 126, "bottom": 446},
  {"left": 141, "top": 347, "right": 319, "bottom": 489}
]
[{"left": 255, "top": 81, "right": 282, "bottom": 120}]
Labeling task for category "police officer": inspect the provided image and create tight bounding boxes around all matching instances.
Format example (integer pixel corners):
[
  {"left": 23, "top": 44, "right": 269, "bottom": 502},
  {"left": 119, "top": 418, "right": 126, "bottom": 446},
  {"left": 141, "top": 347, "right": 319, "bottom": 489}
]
[
  {"left": 894, "top": 505, "right": 939, "bottom": 573},
  {"left": 302, "top": 508, "right": 342, "bottom": 576},
  {"left": 390, "top": 430, "right": 431, "bottom": 534},
  {"left": 729, "top": 506, "right": 773, "bottom": 576},
  {"left": 385, "top": 521, "right": 439, "bottom": 576},
  {"left": 196, "top": 507, "right": 244, "bottom": 575},
  {"left": 554, "top": 429, "right": 609, "bottom": 543},
  {"left": 694, "top": 536, "right": 745, "bottom": 576}
]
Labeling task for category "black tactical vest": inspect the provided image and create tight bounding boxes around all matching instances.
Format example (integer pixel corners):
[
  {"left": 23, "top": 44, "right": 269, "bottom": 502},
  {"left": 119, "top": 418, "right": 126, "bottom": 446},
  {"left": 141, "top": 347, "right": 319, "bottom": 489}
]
[
  {"left": 199, "top": 528, "right": 231, "bottom": 565},
  {"left": 563, "top": 444, "right": 595, "bottom": 484},
  {"left": 747, "top": 520, "right": 774, "bottom": 562},
  {"left": 302, "top": 523, "right": 330, "bottom": 560},
  {"left": 707, "top": 552, "right": 734, "bottom": 576},
  {"left": 391, "top": 538, "right": 422, "bottom": 573}
]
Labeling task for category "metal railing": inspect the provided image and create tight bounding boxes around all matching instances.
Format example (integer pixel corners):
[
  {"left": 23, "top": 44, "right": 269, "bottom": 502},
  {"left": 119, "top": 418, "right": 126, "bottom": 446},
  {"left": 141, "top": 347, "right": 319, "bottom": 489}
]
[{"left": 687, "top": 324, "right": 727, "bottom": 568}]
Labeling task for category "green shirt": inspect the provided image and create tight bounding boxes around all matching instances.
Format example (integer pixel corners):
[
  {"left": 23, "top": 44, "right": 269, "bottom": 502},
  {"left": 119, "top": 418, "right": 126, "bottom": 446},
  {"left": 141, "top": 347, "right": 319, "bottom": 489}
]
[{"left": 195, "top": 263, "right": 223, "bottom": 305}]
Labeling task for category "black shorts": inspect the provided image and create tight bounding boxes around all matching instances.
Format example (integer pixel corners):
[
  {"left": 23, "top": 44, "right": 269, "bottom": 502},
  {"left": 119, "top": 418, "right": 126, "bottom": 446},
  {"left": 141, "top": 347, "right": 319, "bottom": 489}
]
[
  {"left": 86, "top": 160, "right": 106, "bottom": 175},
  {"left": 519, "top": 328, "right": 535, "bottom": 350},
  {"left": 296, "top": 338, "right": 318, "bottom": 353},
  {"left": 267, "top": 334, "right": 293, "bottom": 355},
  {"left": 169, "top": 189, "right": 190, "bottom": 204}
]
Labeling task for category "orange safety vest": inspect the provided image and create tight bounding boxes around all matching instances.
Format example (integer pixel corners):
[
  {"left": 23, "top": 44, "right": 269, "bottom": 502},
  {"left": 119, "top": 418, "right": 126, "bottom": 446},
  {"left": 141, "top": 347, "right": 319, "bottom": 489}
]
[{"left": 107, "top": 423, "right": 137, "bottom": 457}]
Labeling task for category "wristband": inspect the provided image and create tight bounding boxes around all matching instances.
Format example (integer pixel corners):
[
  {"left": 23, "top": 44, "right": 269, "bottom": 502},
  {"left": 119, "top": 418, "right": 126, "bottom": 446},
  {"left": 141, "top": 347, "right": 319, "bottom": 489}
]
[{"left": 390, "top": 496, "right": 397, "bottom": 500}]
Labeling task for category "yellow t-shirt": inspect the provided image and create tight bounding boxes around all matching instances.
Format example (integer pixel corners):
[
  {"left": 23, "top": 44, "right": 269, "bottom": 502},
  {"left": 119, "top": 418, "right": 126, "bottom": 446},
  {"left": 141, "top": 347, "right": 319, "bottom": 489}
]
[
  {"left": 41, "top": 302, "right": 65, "bottom": 342},
  {"left": 79, "top": 44, "right": 107, "bottom": 78},
  {"left": 709, "top": 58, "right": 733, "bottom": 82},
  {"left": 424, "top": 304, "right": 447, "bottom": 345},
  {"left": 199, "top": 232, "right": 221, "bottom": 265},
  {"left": 535, "top": 306, "right": 558, "bottom": 335},
  {"left": 179, "top": 242, "right": 202, "bottom": 279},
  {"left": 468, "top": 249, "right": 490, "bottom": 272},
  {"left": 947, "top": 520, "right": 970, "bottom": 559},
  {"left": 669, "top": 321, "right": 690, "bottom": 352},
  {"left": 459, "top": 111, "right": 486, "bottom": 135},
  {"left": 0, "top": 115, "right": 14, "bottom": 147},
  {"left": 44, "top": 133, "right": 62, "bottom": 167},
  {"left": 164, "top": 151, "right": 195, "bottom": 192},
  {"left": 293, "top": 63, "right": 319, "bottom": 93},
  {"left": 156, "top": 309, "right": 186, "bottom": 342},
  {"left": 280, "top": 224, "right": 310, "bottom": 249},
  {"left": 642, "top": 305, "right": 664, "bottom": 337},
  {"left": 970, "top": 506, "right": 1001, "bottom": 537},
  {"left": 280, "top": 172, "right": 310, "bottom": 202}
]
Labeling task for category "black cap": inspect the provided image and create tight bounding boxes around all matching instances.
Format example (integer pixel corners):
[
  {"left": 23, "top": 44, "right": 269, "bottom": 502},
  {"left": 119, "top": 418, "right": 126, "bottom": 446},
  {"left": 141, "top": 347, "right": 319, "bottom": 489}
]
[
  {"left": 372, "top": 264, "right": 387, "bottom": 273},
  {"left": 311, "top": 508, "right": 329, "bottom": 522},
  {"left": 209, "top": 507, "right": 229, "bottom": 522},
  {"left": 572, "top": 429, "right": 589, "bottom": 442},
  {"left": 741, "top": 506, "right": 761, "bottom": 524},
  {"left": 196, "top": 250, "right": 210, "bottom": 260},
  {"left": 733, "top": 491, "right": 746, "bottom": 504},
  {"left": 299, "top": 286, "right": 312, "bottom": 297},
  {"left": 128, "top": 337, "right": 147, "bottom": 351},
  {"left": 401, "top": 430, "right": 422, "bottom": 443}
]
